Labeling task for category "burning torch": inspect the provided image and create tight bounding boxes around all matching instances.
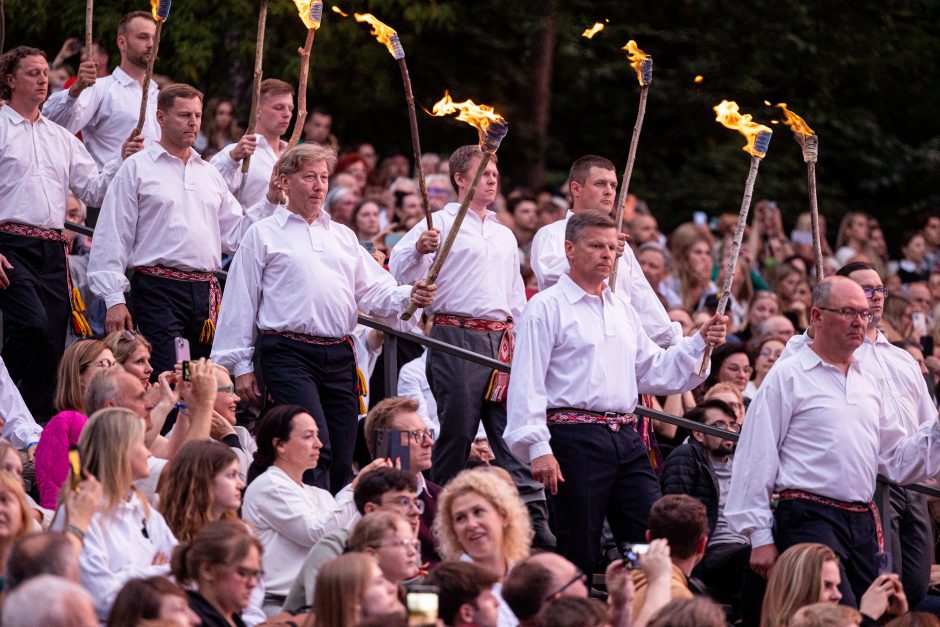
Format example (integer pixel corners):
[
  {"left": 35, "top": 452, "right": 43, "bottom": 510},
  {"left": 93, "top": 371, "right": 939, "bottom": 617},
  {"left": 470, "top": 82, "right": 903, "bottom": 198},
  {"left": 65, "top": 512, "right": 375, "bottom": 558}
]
[
  {"left": 287, "top": 0, "right": 323, "bottom": 148},
  {"left": 400, "top": 92, "right": 508, "bottom": 321},
  {"left": 777, "top": 103, "right": 823, "bottom": 280},
  {"left": 698, "top": 100, "right": 772, "bottom": 376},
  {"left": 347, "top": 12, "right": 433, "bottom": 230},
  {"left": 130, "top": 0, "right": 171, "bottom": 140},
  {"left": 609, "top": 40, "right": 653, "bottom": 292},
  {"left": 238, "top": 0, "right": 269, "bottom": 198}
]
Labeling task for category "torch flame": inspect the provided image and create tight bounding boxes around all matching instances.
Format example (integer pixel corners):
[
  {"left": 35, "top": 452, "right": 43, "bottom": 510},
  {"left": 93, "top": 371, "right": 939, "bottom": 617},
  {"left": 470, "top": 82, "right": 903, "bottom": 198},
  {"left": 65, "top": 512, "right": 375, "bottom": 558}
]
[
  {"left": 622, "top": 40, "right": 652, "bottom": 86},
  {"left": 714, "top": 100, "right": 773, "bottom": 158},
  {"left": 354, "top": 13, "right": 402, "bottom": 58},
  {"left": 149, "top": 0, "right": 171, "bottom": 22},
  {"left": 694, "top": 75, "right": 704, "bottom": 84},
  {"left": 332, "top": 5, "right": 348, "bottom": 17},
  {"left": 431, "top": 91, "right": 507, "bottom": 149},
  {"left": 582, "top": 22, "right": 607, "bottom": 39},
  {"left": 776, "top": 103, "right": 815, "bottom": 136},
  {"left": 293, "top": 0, "right": 323, "bottom": 30}
]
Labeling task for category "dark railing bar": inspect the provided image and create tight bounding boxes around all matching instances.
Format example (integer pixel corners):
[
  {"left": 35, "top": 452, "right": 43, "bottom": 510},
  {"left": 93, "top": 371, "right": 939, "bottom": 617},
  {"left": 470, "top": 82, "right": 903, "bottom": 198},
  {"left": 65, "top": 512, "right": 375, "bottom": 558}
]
[{"left": 65, "top": 221, "right": 95, "bottom": 237}]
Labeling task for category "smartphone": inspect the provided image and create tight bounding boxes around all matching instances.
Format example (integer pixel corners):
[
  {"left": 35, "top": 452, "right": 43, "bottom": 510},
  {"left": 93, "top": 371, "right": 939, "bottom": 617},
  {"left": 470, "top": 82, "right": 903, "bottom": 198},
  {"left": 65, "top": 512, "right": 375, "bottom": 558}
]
[
  {"left": 406, "top": 584, "right": 439, "bottom": 627},
  {"left": 384, "top": 232, "right": 405, "bottom": 248},
  {"left": 876, "top": 551, "right": 894, "bottom": 576},
  {"left": 912, "top": 312, "right": 928, "bottom": 339},
  {"left": 360, "top": 240, "right": 375, "bottom": 253},
  {"left": 174, "top": 337, "right": 193, "bottom": 381},
  {"left": 693, "top": 211, "right": 708, "bottom": 227},
  {"left": 374, "top": 429, "right": 411, "bottom": 472},
  {"left": 622, "top": 543, "right": 650, "bottom": 570},
  {"left": 922, "top": 335, "right": 935, "bottom": 357},
  {"left": 68, "top": 445, "right": 82, "bottom": 492}
]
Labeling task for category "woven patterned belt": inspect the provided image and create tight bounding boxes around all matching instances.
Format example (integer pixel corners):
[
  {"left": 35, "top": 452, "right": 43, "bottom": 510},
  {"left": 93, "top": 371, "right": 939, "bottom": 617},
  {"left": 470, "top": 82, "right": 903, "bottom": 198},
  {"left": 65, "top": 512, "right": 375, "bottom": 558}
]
[
  {"left": 136, "top": 265, "right": 221, "bottom": 344},
  {"left": 547, "top": 408, "right": 638, "bottom": 432},
  {"left": 0, "top": 222, "right": 91, "bottom": 337},
  {"left": 262, "top": 330, "right": 349, "bottom": 346},
  {"left": 433, "top": 313, "right": 509, "bottom": 333},
  {"left": 778, "top": 489, "right": 884, "bottom": 552}
]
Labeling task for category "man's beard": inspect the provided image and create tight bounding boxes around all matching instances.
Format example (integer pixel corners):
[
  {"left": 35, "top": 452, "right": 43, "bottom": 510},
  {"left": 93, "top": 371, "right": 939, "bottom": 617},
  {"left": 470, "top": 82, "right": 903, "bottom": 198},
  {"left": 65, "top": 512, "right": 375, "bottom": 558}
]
[{"left": 127, "top": 49, "right": 150, "bottom": 69}]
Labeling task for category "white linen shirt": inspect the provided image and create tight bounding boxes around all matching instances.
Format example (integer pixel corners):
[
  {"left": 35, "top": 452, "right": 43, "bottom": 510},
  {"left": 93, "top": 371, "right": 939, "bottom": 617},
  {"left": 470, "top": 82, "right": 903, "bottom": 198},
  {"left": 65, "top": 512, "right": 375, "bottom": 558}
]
[
  {"left": 505, "top": 274, "right": 708, "bottom": 464},
  {"left": 210, "top": 205, "right": 413, "bottom": 376},
  {"left": 87, "top": 142, "right": 275, "bottom": 308},
  {"left": 0, "top": 356, "right": 43, "bottom": 449},
  {"left": 725, "top": 344, "right": 940, "bottom": 549},
  {"left": 41, "top": 66, "right": 161, "bottom": 168},
  {"left": 398, "top": 349, "right": 439, "bottom": 434},
  {"left": 529, "top": 212, "right": 681, "bottom": 348},
  {"left": 389, "top": 202, "right": 526, "bottom": 320},
  {"left": 0, "top": 106, "right": 119, "bottom": 229},
  {"left": 242, "top": 465, "right": 358, "bottom": 596},
  {"left": 210, "top": 134, "right": 285, "bottom": 207},
  {"left": 77, "top": 492, "right": 178, "bottom": 619}
]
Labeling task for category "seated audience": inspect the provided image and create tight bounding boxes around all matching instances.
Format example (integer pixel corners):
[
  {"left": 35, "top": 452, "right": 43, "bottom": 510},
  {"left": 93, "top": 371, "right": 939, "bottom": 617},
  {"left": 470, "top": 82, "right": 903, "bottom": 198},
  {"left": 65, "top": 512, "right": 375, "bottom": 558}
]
[
  {"left": 207, "top": 363, "right": 257, "bottom": 481},
  {"left": 744, "top": 334, "right": 785, "bottom": 399},
  {"left": 538, "top": 596, "right": 608, "bottom": 627},
  {"left": 425, "top": 560, "right": 500, "bottom": 627},
  {"left": 703, "top": 342, "right": 752, "bottom": 397},
  {"left": 789, "top": 603, "right": 863, "bottom": 627},
  {"left": 0, "top": 470, "right": 36, "bottom": 585},
  {"left": 347, "top": 511, "right": 419, "bottom": 586},
  {"left": 4, "top": 532, "right": 79, "bottom": 590},
  {"left": 1, "top": 574, "right": 99, "bottom": 627},
  {"left": 107, "top": 576, "right": 199, "bottom": 627},
  {"left": 646, "top": 596, "right": 727, "bottom": 627},
  {"left": 312, "top": 552, "right": 405, "bottom": 625}
]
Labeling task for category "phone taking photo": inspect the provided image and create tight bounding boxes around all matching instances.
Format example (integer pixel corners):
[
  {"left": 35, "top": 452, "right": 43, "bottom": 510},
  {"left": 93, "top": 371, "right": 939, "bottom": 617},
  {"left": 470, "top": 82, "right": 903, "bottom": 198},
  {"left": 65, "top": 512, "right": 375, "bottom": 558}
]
[
  {"left": 174, "top": 337, "right": 193, "bottom": 381},
  {"left": 374, "top": 429, "right": 412, "bottom": 472},
  {"left": 406, "top": 584, "right": 439, "bottom": 627}
]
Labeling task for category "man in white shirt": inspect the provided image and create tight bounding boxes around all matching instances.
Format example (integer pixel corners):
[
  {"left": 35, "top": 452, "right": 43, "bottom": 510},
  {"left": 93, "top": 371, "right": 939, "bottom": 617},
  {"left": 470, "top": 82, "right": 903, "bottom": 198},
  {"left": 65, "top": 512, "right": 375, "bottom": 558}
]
[
  {"left": 89, "top": 83, "right": 275, "bottom": 378},
  {"left": 505, "top": 211, "right": 727, "bottom": 576},
  {"left": 211, "top": 78, "right": 294, "bottom": 207},
  {"left": 727, "top": 276, "right": 940, "bottom": 606},
  {"left": 42, "top": 11, "right": 159, "bottom": 170},
  {"left": 210, "top": 143, "right": 436, "bottom": 493},
  {"left": 389, "top": 145, "right": 551, "bottom": 546},
  {"left": 529, "top": 155, "right": 680, "bottom": 348},
  {"left": 0, "top": 356, "right": 43, "bottom": 454},
  {"left": 0, "top": 46, "right": 137, "bottom": 420}
]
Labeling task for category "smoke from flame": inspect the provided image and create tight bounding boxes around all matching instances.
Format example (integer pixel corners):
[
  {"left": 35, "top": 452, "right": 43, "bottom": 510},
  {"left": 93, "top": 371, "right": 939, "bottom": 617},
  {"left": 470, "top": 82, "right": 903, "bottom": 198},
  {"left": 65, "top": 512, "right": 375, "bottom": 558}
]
[{"left": 714, "top": 100, "right": 773, "bottom": 158}]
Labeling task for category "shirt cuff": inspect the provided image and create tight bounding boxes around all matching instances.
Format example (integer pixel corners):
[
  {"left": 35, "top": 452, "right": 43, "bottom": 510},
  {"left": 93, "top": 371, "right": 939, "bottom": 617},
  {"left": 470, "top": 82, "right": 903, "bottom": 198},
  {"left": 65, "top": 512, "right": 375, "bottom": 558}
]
[
  {"left": 528, "top": 441, "right": 553, "bottom": 463},
  {"left": 233, "top": 361, "right": 255, "bottom": 377},
  {"left": 750, "top": 528, "right": 775, "bottom": 548},
  {"left": 104, "top": 293, "right": 127, "bottom": 308}
]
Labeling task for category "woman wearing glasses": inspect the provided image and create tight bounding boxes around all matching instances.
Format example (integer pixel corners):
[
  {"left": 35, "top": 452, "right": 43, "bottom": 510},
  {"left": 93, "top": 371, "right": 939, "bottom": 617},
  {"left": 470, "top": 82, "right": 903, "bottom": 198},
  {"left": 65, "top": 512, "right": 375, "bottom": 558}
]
[
  {"left": 242, "top": 404, "right": 387, "bottom": 615},
  {"left": 172, "top": 520, "right": 263, "bottom": 627},
  {"left": 34, "top": 339, "right": 114, "bottom": 508},
  {"left": 433, "top": 467, "right": 532, "bottom": 627},
  {"left": 744, "top": 335, "right": 786, "bottom": 400},
  {"left": 348, "top": 511, "right": 420, "bottom": 588}
]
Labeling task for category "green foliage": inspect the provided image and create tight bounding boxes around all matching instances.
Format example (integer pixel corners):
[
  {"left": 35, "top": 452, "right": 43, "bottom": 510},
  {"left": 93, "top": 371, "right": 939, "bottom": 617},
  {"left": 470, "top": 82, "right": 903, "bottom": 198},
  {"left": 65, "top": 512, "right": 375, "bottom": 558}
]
[{"left": 6, "top": 0, "right": 938, "bottom": 249}]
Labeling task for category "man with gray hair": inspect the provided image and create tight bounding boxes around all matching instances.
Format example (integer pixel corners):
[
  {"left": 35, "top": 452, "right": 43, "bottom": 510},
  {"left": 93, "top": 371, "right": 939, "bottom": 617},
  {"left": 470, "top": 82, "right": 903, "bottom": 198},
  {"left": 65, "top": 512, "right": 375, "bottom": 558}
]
[
  {"left": 727, "top": 276, "right": 940, "bottom": 607},
  {"left": 212, "top": 143, "right": 436, "bottom": 492},
  {"left": 5, "top": 533, "right": 80, "bottom": 590},
  {"left": 2, "top": 574, "right": 98, "bottom": 626}
]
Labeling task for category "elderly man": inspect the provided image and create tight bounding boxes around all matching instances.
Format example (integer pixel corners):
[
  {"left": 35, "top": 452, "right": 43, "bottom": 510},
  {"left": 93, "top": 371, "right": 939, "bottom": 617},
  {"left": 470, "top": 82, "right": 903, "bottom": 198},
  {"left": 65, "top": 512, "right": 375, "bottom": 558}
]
[
  {"left": 2, "top": 575, "right": 99, "bottom": 627},
  {"left": 211, "top": 143, "right": 435, "bottom": 493},
  {"left": 755, "top": 314, "right": 795, "bottom": 344},
  {"left": 506, "top": 211, "right": 727, "bottom": 576},
  {"left": 727, "top": 276, "right": 940, "bottom": 606}
]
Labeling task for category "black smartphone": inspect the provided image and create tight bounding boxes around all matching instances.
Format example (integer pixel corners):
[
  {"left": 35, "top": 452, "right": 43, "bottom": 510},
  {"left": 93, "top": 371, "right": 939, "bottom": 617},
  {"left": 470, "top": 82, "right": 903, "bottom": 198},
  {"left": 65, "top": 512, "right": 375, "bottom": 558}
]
[
  {"left": 360, "top": 240, "right": 375, "bottom": 253},
  {"left": 921, "top": 334, "right": 934, "bottom": 358},
  {"left": 374, "top": 429, "right": 411, "bottom": 472}
]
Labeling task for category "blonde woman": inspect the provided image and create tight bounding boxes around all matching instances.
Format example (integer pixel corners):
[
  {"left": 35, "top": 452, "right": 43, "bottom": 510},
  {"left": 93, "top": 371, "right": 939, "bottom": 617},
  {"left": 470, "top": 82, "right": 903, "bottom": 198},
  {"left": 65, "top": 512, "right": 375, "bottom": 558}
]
[
  {"left": 313, "top": 552, "right": 404, "bottom": 627},
  {"left": 0, "top": 470, "right": 34, "bottom": 582},
  {"left": 434, "top": 468, "right": 532, "bottom": 627},
  {"left": 75, "top": 408, "right": 178, "bottom": 619}
]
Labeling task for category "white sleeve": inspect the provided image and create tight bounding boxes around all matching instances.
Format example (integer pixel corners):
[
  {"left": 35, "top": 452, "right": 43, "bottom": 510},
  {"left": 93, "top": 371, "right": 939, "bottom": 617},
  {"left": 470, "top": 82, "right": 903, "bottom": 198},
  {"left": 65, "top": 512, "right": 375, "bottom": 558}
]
[
  {"left": 211, "top": 229, "right": 264, "bottom": 376},
  {"left": 504, "top": 297, "right": 555, "bottom": 463},
  {"left": 209, "top": 143, "right": 244, "bottom": 195},
  {"left": 217, "top": 180, "right": 274, "bottom": 255},
  {"left": 249, "top": 483, "right": 359, "bottom": 548},
  {"left": 877, "top": 373, "right": 940, "bottom": 484},
  {"left": 632, "top": 306, "right": 708, "bottom": 394},
  {"left": 66, "top": 135, "right": 120, "bottom": 208},
  {"left": 725, "top": 371, "right": 793, "bottom": 548},
  {"left": 388, "top": 219, "right": 433, "bottom": 286},
  {"left": 87, "top": 162, "right": 139, "bottom": 307},
  {"left": 354, "top": 242, "right": 414, "bottom": 319},
  {"left": 0, "top": 357, "right": 43, "bottom": 449},
  {"left": 617, "top": 248, "right": 682, "bottom": 348},
  {"left": 41, "top": 86, "right": 100, "bottom": 133},
  {"left": 530, "top": 226, "right": 566, "bottom": 291}
]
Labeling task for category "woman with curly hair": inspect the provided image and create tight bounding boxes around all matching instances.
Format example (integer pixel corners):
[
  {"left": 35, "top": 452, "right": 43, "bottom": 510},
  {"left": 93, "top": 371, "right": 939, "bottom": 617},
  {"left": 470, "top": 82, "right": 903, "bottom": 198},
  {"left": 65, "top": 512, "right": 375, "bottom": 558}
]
[{"left": 433, "top": 467, "right": 532, "bottom": 627}]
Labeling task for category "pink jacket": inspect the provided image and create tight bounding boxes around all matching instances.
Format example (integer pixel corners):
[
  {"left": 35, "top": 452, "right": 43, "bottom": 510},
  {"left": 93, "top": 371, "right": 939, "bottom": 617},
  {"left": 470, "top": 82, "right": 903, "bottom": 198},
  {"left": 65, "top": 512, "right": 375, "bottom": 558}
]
[{"left": 35, "top": 410, "right": 87, "bottom": 509}]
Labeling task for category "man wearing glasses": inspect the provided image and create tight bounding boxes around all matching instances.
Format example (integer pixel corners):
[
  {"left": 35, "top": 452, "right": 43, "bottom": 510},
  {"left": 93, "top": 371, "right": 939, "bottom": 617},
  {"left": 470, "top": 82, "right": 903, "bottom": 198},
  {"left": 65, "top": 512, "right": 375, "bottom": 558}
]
[{"left": 727, "top": 276, "right": 940, "bottom": 608}]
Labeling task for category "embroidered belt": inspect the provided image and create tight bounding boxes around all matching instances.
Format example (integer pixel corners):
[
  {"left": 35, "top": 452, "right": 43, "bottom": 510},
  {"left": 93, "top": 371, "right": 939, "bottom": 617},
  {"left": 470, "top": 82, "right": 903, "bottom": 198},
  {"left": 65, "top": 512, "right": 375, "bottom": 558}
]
[
  {"left": 433, "top": 314, "right": 514, "bottom": 403},
  {"left": 0, "top": 222, "right": 91, "bottom": 337},
  {"left": 136, "top": 265, "right": 221, "bottom": 343},
  {"left": 262, "top": 331, "right": 369, "bottom": 413},
  {"left": 547, "top": 408, "right": 639, "bottom": 433},
  {"left": 778, "top": 489, "right": 884, "bottom": 552}
]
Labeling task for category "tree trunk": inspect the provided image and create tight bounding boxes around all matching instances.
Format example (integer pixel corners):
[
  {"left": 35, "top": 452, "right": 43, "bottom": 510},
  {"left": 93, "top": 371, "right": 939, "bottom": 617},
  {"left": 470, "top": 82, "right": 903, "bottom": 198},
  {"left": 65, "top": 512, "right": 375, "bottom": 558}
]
[{"left": 517, "top": 3, "right": 555, "bottom": 191}]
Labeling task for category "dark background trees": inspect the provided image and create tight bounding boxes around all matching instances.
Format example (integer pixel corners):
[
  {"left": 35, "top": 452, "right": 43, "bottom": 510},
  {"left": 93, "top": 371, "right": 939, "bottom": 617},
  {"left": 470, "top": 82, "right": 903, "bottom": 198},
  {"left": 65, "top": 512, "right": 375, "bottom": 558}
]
[{"left": 7, "top": 0, "right": 939, "bottom": 250}]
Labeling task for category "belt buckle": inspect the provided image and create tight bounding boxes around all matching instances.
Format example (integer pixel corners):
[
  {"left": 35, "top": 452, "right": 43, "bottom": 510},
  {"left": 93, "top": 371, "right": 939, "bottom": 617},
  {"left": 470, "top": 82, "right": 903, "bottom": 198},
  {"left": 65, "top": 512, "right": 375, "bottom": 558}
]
[{"left": 603, "top": 411, "right": 622, "bottom": 432}]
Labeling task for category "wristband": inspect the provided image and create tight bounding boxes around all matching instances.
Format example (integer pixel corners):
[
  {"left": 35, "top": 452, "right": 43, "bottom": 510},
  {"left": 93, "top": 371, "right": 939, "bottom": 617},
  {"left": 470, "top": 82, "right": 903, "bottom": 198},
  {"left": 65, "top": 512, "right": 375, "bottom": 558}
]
[{"left": 67, "top": 525, "right": 85, "bottom": 544}]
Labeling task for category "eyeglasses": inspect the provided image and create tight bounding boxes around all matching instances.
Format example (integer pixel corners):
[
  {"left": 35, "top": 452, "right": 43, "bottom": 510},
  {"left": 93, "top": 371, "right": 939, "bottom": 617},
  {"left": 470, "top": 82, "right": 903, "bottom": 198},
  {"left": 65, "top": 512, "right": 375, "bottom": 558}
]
[
  {"left": 217, "top": 385, "right": 235, "bottom": 393},
  {"left": 861, "top": 286, "right": 888, "bottom": 299},
  {"left": 83, "top": 358, "right": 116, "bottom": 372},
  {"left": 818, "top": 307, "right": 873, "bottom": 322},
  {"left": 407, "top": 429, "right": 435, "bottom": 444},
  {"left": 376, "top": 539, "right": 420, "bottom": 553},
  {"left": 382, "top": 495, "right": 419, "bottom": 509},
  {"left": 428, "top": 188, "right": 450, "bottom": 197},
  {"left": 544, "top": 570, "right": 587, "bottom": 601},
  {"left": 233, "top": 566, "right": 264, "bottom": 582},
  {"left": 708, "top": 420, "right": 741, "bottom": 433}
]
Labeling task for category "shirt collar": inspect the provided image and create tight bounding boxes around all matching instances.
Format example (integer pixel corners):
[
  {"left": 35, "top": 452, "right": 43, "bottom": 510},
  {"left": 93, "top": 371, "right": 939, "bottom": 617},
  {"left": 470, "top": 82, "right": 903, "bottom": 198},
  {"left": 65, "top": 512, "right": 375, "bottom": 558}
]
[
  {"left": 797, "top": 343, "right": 857, "bottom": 372},
  {"left": 558, "top": 273, "right": 611, "bottom": 305},
  {"left": 442, "top": 201, "right": 498, "bottom": 223},
  {"left": 273, "top": 203, "right": 332, "bottom": 229},
  {"left": 112, "top": 66, "right": 133, "bottom": 85},
  {"left": 146, "top": 141, "right": 199, "bottom": 163},
  {"left": 0, "top": 105, "right": 30, "bottom": 125},
  {"left": 415, "top": 471, "right": 428, "bottom": 496}
]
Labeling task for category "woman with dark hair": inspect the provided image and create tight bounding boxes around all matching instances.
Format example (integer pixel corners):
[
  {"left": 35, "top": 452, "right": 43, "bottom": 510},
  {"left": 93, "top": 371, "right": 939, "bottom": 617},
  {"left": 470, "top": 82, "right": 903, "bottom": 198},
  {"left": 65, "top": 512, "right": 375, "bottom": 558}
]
[
  {"left": 172, "top": 520, "right": 264, "bottom": 626},
  {"left": 242, "top": 404, "right": 386, "bottom": 615},
  {"left": 108, "top": 576, "right": 199, "bottom": 627},
  {"left": 703, "top": 342, "right": 752, "bottom": 396},
  {"left": 195, "top": 97, "right": 241, "bottom": 159},
  {"left": 744, "top": 335, "right": 786, "bottom": 400}
]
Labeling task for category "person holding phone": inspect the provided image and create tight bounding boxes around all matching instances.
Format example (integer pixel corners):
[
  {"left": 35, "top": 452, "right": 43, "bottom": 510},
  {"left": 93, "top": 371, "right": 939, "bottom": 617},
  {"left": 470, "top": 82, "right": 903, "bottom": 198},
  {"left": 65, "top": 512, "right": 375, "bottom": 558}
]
[{"left": 210, "top": 143, "right": 436, "bottom": 494}]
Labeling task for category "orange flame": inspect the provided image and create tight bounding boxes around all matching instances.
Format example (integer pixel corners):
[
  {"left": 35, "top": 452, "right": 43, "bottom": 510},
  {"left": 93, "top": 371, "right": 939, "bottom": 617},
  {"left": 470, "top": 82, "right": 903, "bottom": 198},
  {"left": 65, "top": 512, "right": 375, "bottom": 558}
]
[
  {"left": 776, "top": 103, "right": 815, "bottom": 136},
  {"left": 694, "top": 75, "right": 704, "bottom": 84},
  {"left": 293, "top": 0, "right": 323, "bottom": 30},
  {"left": 622, "top": 40, "right": 652, "bottom": 86},
  {"left": 714, "top": 100, "right": 773, "bottom": 157},
  {"left": 354, "top": 13, "right": 401, "bottom": 58},
  {"left": 149, "top": 0, "right": 170, "bottom": 21},
  {"left": 431, "top": 91, "right": 505, "bottom": 135},
  {"left": 582, "top": 21, "right": 608, "bottom": 39},
  {"left": 331, "top": 6, "right": 348, "bottom": 17}
]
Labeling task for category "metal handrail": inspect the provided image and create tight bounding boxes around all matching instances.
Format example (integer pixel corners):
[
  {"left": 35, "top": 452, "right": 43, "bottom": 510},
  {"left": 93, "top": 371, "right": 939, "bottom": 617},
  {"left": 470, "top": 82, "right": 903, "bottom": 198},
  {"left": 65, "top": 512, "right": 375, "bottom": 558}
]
[{"left": 61, "top": 221, "right": 940, "bottom": 499}]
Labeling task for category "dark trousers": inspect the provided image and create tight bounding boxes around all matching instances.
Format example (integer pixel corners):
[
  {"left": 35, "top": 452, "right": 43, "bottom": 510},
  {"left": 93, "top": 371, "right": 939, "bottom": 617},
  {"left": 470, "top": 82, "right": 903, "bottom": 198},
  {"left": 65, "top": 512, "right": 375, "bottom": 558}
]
[
  {"left": 130, "top": 272, "right": 211, "bottom": 377},
  {"left": 549, "top": 423, "right": 661, "bottom": 575},
  {"left": 878, "top": 483, "right": 932, "bottom": 606},
  {"left": 775, "top": 498, "right": 879, "bottom": 607},
  {"left": 258, "top": 334, "right": 358, "bottom": 494},
  {"left": 0, "top": 233, "right": 69, "bottom": 422},
  {"left": 697, "top": 542, "right": 765, "bottom": 624},
  {"left": 426, "top": 324, "right": 543, "bottom": 502}
]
